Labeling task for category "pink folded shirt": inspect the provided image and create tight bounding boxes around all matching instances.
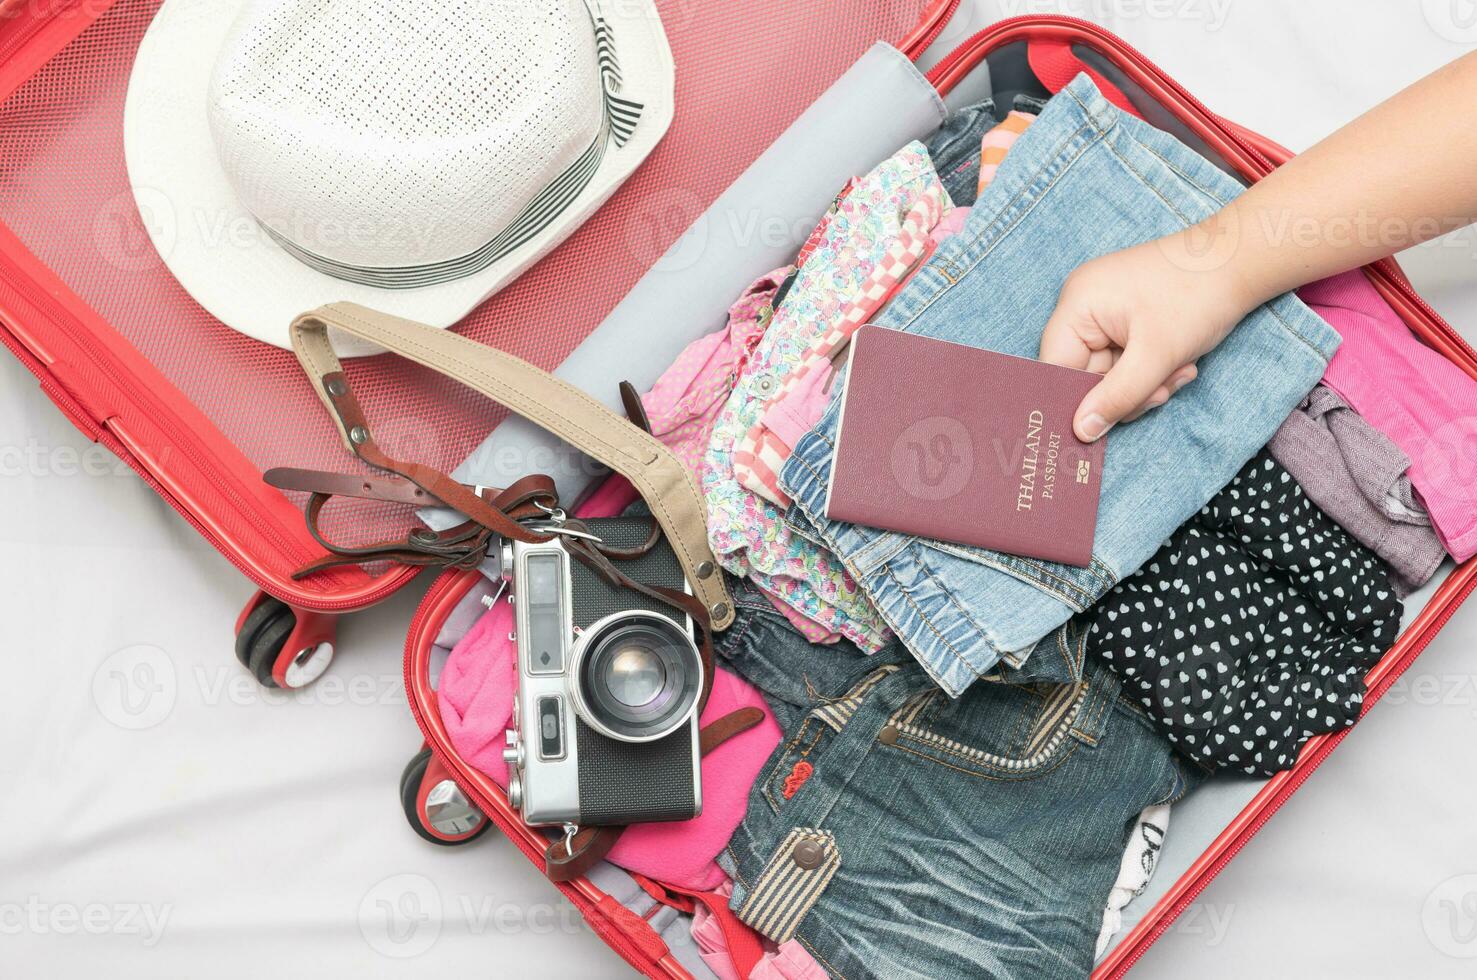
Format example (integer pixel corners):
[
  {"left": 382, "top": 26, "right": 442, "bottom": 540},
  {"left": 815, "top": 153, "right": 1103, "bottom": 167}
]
[
  {"left": 437, "top": 596, "right": 782, "bottom": 891},
  {"left": 1304, "top": 270, "right": 1477, "bottom": 563},
  {"left": 642, "top": 266, "right": 791, "bottom": 474}
]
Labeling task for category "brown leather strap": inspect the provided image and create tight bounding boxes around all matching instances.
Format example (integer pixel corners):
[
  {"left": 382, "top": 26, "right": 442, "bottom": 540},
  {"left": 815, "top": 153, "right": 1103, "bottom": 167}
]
[
  {"left": 699, "top": 706, "right": 765, "bottom": 755},
  {"left": 288, "top": 304, "right": 733, "bottom": 629},
  {"left": 619, "top": 379, "right": 653, "bottom": 436},
  {"left": 290, "top": 476, "right": 559, "bottom": 578},
  {"left": 546, "top": 825, "right": 621, "bottom": 882},
  {"left": 544, "top": 706, "right": 768, "bottom": 882}
]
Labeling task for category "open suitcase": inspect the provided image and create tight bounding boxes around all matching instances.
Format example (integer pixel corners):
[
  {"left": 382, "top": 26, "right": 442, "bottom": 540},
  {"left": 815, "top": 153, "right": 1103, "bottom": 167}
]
[{"left": 5, "top": 0, "right": 1477, "bottom": 976}]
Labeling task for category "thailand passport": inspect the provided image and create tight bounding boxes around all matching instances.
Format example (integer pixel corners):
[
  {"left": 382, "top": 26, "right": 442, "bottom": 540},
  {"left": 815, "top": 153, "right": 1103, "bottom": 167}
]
[{"left": 824, "top": 325, "right": 1107, "bottom": 567}]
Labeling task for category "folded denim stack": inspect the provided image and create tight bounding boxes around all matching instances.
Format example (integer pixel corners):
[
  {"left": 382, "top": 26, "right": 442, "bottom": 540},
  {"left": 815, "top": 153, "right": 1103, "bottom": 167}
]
[{"left": 777, "top": 74, "right": 1343, "bottom": 697}]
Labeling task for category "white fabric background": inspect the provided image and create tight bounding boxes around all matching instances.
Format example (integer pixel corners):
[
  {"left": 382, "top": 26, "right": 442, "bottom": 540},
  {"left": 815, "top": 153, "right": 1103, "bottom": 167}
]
[{"left": 4, "top": 0, "right": 1477, "bottom": 976}]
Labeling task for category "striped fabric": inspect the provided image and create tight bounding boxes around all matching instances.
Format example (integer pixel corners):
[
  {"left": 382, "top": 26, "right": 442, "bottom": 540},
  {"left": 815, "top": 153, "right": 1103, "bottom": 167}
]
[
  {"left": 263, "top": 4, "right": 642, "bottom": 289},
  {"left": 732, "top": 184, "right": 947, "bottom": 506},
  {"left": 811, "top": 665, "right": 901, "bottom": 733},
  {"left": 976, "top": 110, "right": 1036, "bottom": 197},
  {"left": 736, "top": 828, "right": 841, "bottom": 943},
  {"left": 885, "top": 681, "right": 1090, "bottom": 773}
]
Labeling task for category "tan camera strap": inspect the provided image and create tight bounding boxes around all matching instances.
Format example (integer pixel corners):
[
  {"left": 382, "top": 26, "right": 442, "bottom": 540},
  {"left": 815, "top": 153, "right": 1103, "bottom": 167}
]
[{"left": 288, "top": 302, "right": 734, "bottom": 629}]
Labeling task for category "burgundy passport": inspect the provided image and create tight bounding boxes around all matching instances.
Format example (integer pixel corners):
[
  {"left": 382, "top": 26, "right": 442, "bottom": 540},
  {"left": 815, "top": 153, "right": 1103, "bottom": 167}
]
[{"left": 825, "top": 325, "right": 1107, "bottom": 567}]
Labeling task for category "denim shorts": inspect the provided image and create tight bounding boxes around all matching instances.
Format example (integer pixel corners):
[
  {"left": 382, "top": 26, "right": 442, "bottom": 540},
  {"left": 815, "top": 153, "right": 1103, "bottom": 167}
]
[
  {"left": 716, "top": 577, "right": 1197, "bottom": 979},
  {"left": 778, "top": 74, "right": 1342, "bottom": 697}
]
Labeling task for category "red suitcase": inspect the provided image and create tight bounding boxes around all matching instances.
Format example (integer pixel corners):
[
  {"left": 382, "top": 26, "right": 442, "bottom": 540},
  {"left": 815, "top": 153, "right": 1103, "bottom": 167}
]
[
  {"left": 0, "top": 0, "right": 928, "bottom": 687},
  {"left": 5, "top": 0, "right": 1477, "bottom": 976},
  {"left": 391, "top": 9, "right": 1477, "bottom": 980}
]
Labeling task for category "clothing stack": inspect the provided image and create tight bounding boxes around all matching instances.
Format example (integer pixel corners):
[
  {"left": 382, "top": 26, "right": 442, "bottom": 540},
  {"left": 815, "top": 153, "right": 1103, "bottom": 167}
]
[{"left": 443, "top": 74, "right": 1477, "bottom": 979}]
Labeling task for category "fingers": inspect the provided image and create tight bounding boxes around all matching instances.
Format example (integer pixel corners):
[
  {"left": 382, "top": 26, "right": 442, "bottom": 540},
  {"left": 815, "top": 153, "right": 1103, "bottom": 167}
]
[
  {"left": 1074, "top": 343, "right": 1182, "bottom": 442},
  {"left": 1038, "top": 300, "right": 1095, "bottom": 370},
  {"left": 1123, "top": 364, "right": 1198, "bottom": 422}
]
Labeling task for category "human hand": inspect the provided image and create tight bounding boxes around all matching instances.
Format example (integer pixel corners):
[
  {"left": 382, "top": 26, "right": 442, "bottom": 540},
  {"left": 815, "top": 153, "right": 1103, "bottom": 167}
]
[{"left": 1038, "top": 229, "right": 1256, "bottom": 443}]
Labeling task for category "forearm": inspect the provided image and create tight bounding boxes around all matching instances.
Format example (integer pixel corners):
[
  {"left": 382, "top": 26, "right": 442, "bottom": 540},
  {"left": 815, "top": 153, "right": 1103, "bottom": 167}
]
[{"left": 1179, "top": 51, "right": 1477, "bottom": 312}]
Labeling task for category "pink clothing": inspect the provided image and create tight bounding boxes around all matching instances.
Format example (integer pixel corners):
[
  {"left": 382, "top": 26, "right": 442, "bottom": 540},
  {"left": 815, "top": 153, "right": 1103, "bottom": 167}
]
[
  {"left": 1304, "top": 270, "right": 1477, "bottom": 562},
  {"left": 641, "top": 267, "right": 791, "bottom": 475},
  {"left": 691, "top": 881, "right": 829, "bottom": 980},
  {"left": 437, "top": 592, "right": 782, "bottom": 891}
]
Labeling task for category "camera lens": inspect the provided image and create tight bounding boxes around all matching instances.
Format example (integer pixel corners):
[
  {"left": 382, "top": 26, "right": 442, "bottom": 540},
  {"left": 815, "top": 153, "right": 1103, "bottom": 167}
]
[
  {"left": 568, "top": 612, "right": 702, "bottom": 743},
  {"left": 607, "top": 646, "right": 666, "bottom": 707}
]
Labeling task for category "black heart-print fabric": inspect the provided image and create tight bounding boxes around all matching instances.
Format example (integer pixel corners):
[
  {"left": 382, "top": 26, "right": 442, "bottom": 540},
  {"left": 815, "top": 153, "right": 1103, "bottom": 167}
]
[{"left": 1082, "top": 450, "right": 1402, "bottom": 776}]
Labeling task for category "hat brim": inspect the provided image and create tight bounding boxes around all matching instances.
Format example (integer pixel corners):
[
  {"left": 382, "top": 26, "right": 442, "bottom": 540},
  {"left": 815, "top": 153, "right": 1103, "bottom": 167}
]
[{"left": 123, "top": 0, "right": 674, "bottom": 357}]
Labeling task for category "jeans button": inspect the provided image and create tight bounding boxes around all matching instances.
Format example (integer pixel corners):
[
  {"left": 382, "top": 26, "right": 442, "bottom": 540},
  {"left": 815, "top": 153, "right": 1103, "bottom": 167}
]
[{"left": 792, "top": 839, "right": 824, "bottom": 871}]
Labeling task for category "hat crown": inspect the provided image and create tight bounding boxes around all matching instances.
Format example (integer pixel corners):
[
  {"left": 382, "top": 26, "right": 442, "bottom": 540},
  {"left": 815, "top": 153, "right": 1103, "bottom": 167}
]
[{"left": 207, "top": 0, "right": 604, "bottom": 270}]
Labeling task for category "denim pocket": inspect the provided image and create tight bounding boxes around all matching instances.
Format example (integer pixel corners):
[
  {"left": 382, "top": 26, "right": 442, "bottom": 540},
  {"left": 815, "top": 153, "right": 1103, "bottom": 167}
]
[
  {"left": 878, "top": 675, "right": 1099, "bottom": 781},
  {"left": 760, "top": 665, "right": 903, "bottom": 813}
]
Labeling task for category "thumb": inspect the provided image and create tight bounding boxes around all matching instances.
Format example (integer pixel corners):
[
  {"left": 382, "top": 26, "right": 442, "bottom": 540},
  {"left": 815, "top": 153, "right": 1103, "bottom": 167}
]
[{"left": 1074, "top": 342, "right": 1177, "bottom": 442}]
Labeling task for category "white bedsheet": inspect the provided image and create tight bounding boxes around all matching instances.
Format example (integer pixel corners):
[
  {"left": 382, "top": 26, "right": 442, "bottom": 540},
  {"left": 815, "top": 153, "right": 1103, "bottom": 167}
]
[{"left": 4, "top": 1, "right": 1477, "bottom": 977}]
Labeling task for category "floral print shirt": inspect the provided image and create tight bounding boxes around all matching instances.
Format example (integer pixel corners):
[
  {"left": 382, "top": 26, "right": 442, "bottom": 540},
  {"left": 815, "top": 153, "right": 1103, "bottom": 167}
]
[{"left": 701, "top": 142, "right": 947, "bottom": 653}]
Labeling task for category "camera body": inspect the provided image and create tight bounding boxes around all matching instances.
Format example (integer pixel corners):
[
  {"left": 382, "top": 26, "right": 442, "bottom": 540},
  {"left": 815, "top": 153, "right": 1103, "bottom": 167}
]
[{"left": 501, "top": 517, "right": 703, "bottom": 827}]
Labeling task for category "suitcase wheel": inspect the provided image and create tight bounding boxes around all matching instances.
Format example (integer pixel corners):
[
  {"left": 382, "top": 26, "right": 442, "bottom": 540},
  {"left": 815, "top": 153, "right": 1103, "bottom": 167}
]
[
  {"left": 400, "top": 747, "right": 489, "bottom": 846},
  {"left": 233, "top": 593, "right": 337, "bottom": 690}
]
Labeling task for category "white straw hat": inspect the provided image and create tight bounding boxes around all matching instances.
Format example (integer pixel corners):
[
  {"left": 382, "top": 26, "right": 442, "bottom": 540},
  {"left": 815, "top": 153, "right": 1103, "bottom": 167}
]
[{"left": 124, "top": 0, "right": 674, "bottom": 355}]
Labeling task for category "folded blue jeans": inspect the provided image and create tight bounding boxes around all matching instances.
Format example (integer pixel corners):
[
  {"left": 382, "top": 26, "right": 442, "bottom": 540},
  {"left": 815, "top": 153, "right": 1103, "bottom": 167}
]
[
  {"left": 779, "top": 75, "right": 1342, "bottom": 696},
  {"left": 716, "top": 576, "right": 1196, "bottom": 979}
]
